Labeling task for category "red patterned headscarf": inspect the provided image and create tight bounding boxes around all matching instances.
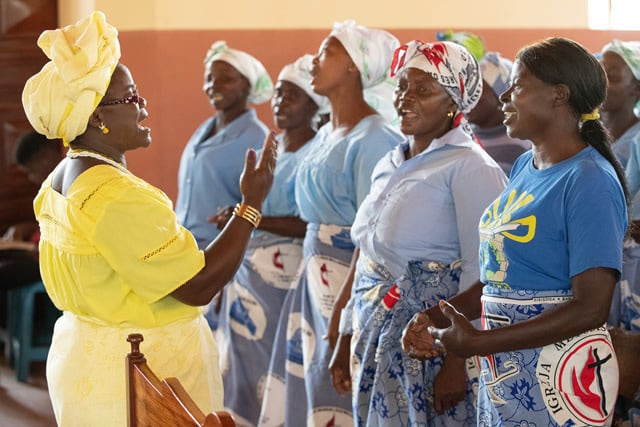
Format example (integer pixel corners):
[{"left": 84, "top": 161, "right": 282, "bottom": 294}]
[{"left": 390, "top": 40, "right": 482, "bottom": 114}]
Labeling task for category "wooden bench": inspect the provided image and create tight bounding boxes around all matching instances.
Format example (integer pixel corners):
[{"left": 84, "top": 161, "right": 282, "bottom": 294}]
[{"left": 126, "top": 333, "right": 235, "bottom": 427}]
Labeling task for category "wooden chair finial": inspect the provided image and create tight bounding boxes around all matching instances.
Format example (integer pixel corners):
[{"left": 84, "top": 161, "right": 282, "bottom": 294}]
[{"left": 127, "top": 333, "right": 145, "bottom": 362}]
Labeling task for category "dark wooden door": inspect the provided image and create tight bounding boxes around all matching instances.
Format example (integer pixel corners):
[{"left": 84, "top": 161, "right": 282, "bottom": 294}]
[{"left": 0, "top": 0, "right": 57, "bottom": 233}]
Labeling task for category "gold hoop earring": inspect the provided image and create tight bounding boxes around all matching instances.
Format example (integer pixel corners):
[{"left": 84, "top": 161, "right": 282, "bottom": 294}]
[
  {"left": 99, "top": 122, "right": 109, "bottom": 135},
  {"left": 447, "top": 111, "right": 454, "bottom": 119}
]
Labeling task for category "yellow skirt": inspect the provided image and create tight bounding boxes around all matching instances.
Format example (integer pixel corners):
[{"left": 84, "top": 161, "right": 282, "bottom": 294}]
[{"left": 47, "top": 312, "right": 223, "bottom": 426}]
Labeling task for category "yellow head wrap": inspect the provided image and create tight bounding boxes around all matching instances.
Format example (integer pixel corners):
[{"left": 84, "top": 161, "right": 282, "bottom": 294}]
[{"left": 22, "top": 11, "right": 121, "bottom": 146}]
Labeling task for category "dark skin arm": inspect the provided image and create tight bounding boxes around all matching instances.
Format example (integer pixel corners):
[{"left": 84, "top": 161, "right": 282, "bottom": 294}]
[
  {"left": 329, "top": 333, "right": 352, "bottom": 395},
  {"left": 429, "top": 267, "right": 617, "bottom": 358},
  {"left": 209, "top": 208, "right": 307, "bottom": 238},
  {"left": 327, "top": 249, "right": 359, "bottom": 394},
  {"left": 401, "top": 281, "right": 483, "bottom": 358},
  {"left": 401, "top": 282, "right": 481, "bottom": 412},
  {"left": 433, "top": 354, "right": 467, "bottom": 414},
  {"left": 609, "top": 327, "right": 640, "bottom": 400},
  {"left": 170, "top": 133, "right": 277, "bottom": 306},
  {"left": 256, "top": 217, "right": 307, "bottom": 237},
  {"left": 326, "top": 248, "right": 359, "bottom": 348}
]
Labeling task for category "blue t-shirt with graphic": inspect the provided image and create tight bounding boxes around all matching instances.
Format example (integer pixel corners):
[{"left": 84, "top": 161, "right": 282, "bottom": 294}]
[{"left": 479, "top": 146, "right": 627, "bottom": 291}]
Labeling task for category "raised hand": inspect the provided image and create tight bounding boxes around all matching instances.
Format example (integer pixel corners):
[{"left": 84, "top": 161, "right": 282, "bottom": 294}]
[
  {"left": 239, "top": 131, "right": 278, "bottom": 208},
  {"left": 325, "top": 304, "right": 342, "bottom": 349}
]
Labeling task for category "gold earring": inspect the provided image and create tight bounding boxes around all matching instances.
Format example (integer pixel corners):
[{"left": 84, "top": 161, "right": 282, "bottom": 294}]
[
  {"left": 99, "top": 122, "right": 109, "bottom": 135},
  {"left": 447, "top": 111, "right": 454, "bottom": 119}
]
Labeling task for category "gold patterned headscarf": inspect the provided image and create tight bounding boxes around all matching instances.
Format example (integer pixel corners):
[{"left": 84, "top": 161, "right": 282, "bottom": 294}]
[{"left": 22, "top": 11, "right": 121, "bottom": 146}]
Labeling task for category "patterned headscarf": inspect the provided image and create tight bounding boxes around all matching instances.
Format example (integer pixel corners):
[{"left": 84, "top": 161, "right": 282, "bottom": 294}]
[
  {"left": 204, "top": 41, "right": 274, "bottom": 105},
  {"left": 329, "top": 20, "right": 399, "bottom": 89},
  {"left": 602, "top": 39, "right": 640, "bottom": 80},
  {"left": 390, "top": 40, "right": 483, "bottom": 114},
  {"left": 22, "top": 11, "right": 121, "bottom": 146},
  {"left": 277, "top": 54, "right": 330, "bottom": 115},
  {"left": 479, "top": 52, "right": 513, "bottom": 97}
]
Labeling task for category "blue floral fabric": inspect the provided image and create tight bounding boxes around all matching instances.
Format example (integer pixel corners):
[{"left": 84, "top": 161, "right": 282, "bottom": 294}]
[
  {"left": 479, "top": 286, "right": 618, "bottom": 427},
  {"left": 351, "top": 258, "right": 477, "bottom": 426}
]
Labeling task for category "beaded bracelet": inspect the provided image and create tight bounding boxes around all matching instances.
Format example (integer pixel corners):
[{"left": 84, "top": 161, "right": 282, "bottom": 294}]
[{"left": 233, "top": 203, "right": 262, "bottom": 228}]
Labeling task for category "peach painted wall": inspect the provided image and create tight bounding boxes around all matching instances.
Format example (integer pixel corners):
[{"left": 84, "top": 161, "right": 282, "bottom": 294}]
[
  {"left": 118, "top": 28, "right": 640, "bottom": 202},
  {"left": 83, "top": 0, "right": 589, "bottom": 30}
]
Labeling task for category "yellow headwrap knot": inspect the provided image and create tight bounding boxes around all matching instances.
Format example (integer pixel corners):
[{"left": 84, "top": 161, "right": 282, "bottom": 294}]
[{"left": 22, "top": 11, "right": 121, "bottom": 146}]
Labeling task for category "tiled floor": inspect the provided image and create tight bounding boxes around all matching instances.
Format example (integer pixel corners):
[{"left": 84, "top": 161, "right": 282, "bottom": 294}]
[{"left": 0, "top": 356, "right": 56, "bottom": 426}]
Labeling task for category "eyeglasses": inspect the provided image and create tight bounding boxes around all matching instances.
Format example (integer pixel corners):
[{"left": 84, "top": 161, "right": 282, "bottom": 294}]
[{"left": 99, "top": 91, "right": 143, "bottom": 106}]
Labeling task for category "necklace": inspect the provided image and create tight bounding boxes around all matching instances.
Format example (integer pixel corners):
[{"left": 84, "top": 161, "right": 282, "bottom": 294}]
[{"left": 66, "top": 149, "right": 129, "bottom": 173}]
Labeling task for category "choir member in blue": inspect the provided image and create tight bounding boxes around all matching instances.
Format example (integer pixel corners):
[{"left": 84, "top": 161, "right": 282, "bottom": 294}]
[
  {"left": 402, "top": 37, "right": 629, "bottom": 427},
  {"left": 258, "top": 20, "right": 403, "bottom": 427},
  {"left": 601, "top": 41, "right": 640, "bottom": 169},
  {"left": 601, "top": 40, "right": 640, "bottom": 333},
  {"left": 600, "top": 39, "right": 640, "bottom": 425},
  {"left": 209, "top": 54, "right": 328, "bottom": 426},
  {"left": 329, "top": 40, "right": 507, "bottom": 426},
  {"left": 176, "top": 41, "right": 273, "bottom": 249}
]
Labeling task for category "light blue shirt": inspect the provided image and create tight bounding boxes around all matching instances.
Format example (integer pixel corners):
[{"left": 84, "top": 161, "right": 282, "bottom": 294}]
[
  {"left": 294, "top": 114, "right": 402, "bottom": 225},
  {"left": 351, "top": 126, "right": 507, "bottom": 290},
  {"left": 176, "top": 109, "right": 267, "bottom": 248},
  {"left": 261, "top": 136, "right": 315, "bottom": 217},
  {"left": 613, "top": 120, "right": 640, "bottom": 168},
  {"left": 622, "top": 122, "right": 640, "bottom": 219}
]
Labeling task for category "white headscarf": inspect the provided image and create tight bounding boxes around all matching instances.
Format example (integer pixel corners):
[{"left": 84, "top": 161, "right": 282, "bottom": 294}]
[
  {"left": 22, "top": 11, "right": 121, "bottom": 145},
  {"left": 277, "top": 54, "right": 330, "bottom": 114},
  {"left": 204, "top": 41, "right": 273, "bottom": 105},
  {"left": 329, "top": 20, "right": 400, "bottom": 124},
  {"left": 602, "top": 39, "right": 640, "bottom": 80},
  {"left": 329, "top": 20, "right": 399, "bottom": 89}
]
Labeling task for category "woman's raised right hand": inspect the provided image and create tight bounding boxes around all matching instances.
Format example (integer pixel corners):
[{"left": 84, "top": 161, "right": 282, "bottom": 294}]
[{"left": 239, "top": 131, "right": 278, "bottom": 208}]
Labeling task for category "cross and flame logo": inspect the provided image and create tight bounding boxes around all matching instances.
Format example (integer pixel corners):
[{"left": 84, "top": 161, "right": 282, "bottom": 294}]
[{"left": 570, "top": 345, "right": 612, "bottom": 418}]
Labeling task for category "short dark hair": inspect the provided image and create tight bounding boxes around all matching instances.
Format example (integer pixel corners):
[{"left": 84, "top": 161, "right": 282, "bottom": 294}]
[{"left": 14, "top": 131, "right": 59, "bottom": 166}]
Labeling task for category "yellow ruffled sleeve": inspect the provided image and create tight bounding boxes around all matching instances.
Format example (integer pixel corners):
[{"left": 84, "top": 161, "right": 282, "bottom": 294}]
[{"left": 89, "top": 177, "right": 204, "bottom": 304}]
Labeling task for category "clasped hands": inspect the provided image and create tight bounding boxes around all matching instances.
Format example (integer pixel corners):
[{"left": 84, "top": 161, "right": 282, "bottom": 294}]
[{"left": 401, "top": 300, "right": 479, "bottom": 359}]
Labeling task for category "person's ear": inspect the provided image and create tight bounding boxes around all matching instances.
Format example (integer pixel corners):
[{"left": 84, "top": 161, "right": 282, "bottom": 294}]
[
  {"left": 553, "top": 83, "right": 571, "bottom": 107},
  {"left": 88, "top": 110, "right": 104, "bottom": 130}
]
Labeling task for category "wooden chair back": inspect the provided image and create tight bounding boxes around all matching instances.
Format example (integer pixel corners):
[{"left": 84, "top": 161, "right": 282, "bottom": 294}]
[{"left": 126, "top": 333, "right": 235, "bottom": 427}]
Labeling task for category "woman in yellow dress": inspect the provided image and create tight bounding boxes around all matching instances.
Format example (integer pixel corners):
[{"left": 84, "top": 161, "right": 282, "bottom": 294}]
[{"left": 21, "top": 12, "right": 275, "bottom": 426}]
